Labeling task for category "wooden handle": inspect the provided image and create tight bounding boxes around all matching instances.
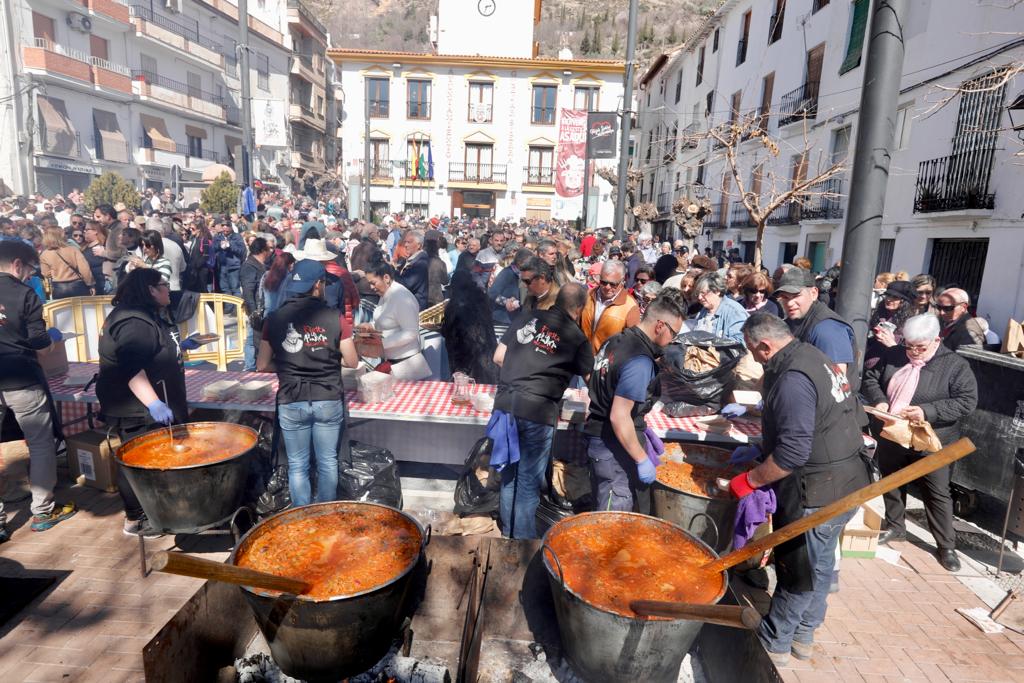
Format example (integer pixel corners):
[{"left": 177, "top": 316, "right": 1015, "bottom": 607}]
[
  {"left": 704, "top": 437, "right": 976, "bottom": 573},
  {"left": 629, "top": 600, "right": 761, "bottom": 629},
  {"left": 151, "top": 551, "right": 310, "bottom": 595}
]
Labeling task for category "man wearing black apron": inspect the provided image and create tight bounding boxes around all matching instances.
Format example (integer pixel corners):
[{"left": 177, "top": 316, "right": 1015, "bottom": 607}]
[
  {"left": 584, "top": 293, "right": 686, "bottom": 513},
  {"left": 729, "top": 313, "right": 868, "bottom": 665}
]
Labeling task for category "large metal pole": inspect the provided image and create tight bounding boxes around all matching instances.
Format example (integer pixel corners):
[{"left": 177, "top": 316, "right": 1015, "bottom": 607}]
[
  {"left": 363, "top": 78, "right": 371, "bottom": 221},
  {"left": 238, "top": 0, "right": 254, "bottom": 189},
  {"left": 581, "top": 159, "right": 590, "bottom": 229},
  {"left": 836, "top": 0, "right": 909, "bottom": 373},
  {"left": 1, "top": 0, "right": 31, "bottom": 194},
  {"left": 612, "top": 0, "right": 640, "bottom": 240}
]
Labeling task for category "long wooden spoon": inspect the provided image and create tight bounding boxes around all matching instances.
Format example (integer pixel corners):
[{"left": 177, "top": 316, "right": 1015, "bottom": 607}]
[
  {"left": 151, "top": 550, "right": 310, "bottom": 595},
  {"left": 630, "top": 600, "right": 761, "bottom": 629},
  {"left": 703, "top": 437, "right": 976, "bottom": 574}
]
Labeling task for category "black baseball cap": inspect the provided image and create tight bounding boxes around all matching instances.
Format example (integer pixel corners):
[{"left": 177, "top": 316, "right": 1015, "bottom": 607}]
[{"left": 775, "top": 268, "right": 817, "bottom": 294}]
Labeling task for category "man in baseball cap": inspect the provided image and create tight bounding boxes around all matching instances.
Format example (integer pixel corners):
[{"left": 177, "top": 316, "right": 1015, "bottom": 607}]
[{"left": 775, "top": 268, "right": 856, "bottom": 376}]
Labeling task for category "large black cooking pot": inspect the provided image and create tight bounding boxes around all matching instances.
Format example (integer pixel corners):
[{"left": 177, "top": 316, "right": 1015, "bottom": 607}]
[
  {"left": 230, "top": 501, "right": 428, "bottom": 681},
  {"left": 114, "top": 422, "right": 256, "bottom": 533}
]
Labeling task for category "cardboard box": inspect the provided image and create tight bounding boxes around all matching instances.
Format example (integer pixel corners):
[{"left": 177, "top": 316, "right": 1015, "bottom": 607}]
[
  {"left": 841, "top": 504, "right": 882, "bottom": 558},
  {"left": 37, "top": 341, "right": 68, "bottom": 378},
  {"left": 66, "top": 429, "right": 120, "bottom": 492}
]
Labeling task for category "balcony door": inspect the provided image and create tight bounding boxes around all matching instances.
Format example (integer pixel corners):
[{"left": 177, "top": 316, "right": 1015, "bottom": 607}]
[
  {"left": 32, "top": 12, "right": 54, "bottom": 44},
  {"left": 805, "top": 44, "right": 824, "bottom": 113},
  {"left": 947, "top": 70, "right": 1007, "bottom": 204},
  {"left": 465, "top": 143, "right": 493, "bottom": 180},
  {"left": 90, "top": 35, "right": 108, "bottom": 61},
  {"left": 527, "top": 146, "right": 553, "bottom": 184}
]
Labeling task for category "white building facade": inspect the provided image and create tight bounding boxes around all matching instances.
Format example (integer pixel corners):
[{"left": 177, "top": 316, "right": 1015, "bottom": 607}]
[
  {"left": 331, "top": 0, "right": 625, "bottom": 224},
  {"left": 636, "top": 0, "right": 1024, "bottom": 331},
  {"left": 0, "top": 0, "right": 296, "bottom": 196}
]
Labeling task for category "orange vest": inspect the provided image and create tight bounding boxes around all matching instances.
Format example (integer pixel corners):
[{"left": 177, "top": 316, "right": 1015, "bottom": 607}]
[{"left": 581, "top": 288, "right": 640, "bottom": 353}]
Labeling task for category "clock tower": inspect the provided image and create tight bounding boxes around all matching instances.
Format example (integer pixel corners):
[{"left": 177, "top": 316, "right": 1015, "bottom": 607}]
[{"left": 435, "top": 0, "right": 540, "bottom": 58}]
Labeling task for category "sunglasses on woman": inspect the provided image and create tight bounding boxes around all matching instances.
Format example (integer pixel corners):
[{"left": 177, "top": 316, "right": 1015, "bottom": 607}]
[
  {"left": 745, "top": 288, "right": 767, "bottom": 295},
  {"left": 935, "top": 304, "right": 957, "bottom": 312},
  {"left": 72, "top": 232, "right": 83, "bottom": 239},
  {"left": 635, "top": 277, "right": 651, "bottom": 285}
]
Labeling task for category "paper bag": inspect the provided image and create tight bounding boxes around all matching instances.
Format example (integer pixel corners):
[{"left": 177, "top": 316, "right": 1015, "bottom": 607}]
[
  {"left": 879, "top": 416, "right": 942, "bottom": 452},
  {"left": 683, "top": 345, "right": 720, "bottom": 373},
  {"left": 1003, "top": 319, "right": 1024, "bottom": 358}
]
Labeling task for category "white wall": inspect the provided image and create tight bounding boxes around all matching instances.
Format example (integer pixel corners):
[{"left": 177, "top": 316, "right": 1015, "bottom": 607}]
[{"left": 436, "top": 0, "right": 534, "bottom": 58}]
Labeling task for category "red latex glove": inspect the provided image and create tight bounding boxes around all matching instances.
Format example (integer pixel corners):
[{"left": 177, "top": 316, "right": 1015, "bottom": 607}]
[
  {"left": 729, "top": 472, "right": 756, "bottom": 499},
  {"left": 376, "top": 361, "right": 393, "bottom": 374}
]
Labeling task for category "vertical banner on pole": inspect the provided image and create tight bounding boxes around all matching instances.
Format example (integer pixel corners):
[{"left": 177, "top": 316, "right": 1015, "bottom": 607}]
[
  {"left": 586, "top": 112, "right": 619, "bottom": 159},
  {"left": 555, "top": 109, "right": 587, "bottom": 198}
]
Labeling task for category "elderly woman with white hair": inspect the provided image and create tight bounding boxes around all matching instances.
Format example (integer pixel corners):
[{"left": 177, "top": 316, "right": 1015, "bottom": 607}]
[
  {"left": 692, "top": 271, "right": 749, "bottom": 344},
  {"left": 861, "top": 313, "right": 978, "bottom": 572}
]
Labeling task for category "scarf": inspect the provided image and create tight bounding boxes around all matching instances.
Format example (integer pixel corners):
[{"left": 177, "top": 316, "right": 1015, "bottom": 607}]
[{"left": 886, "top": 340, "right": 940, "bottom": 415}]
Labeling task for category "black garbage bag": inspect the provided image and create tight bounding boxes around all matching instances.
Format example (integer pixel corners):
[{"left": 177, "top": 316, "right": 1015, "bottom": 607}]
[
  {"left": 453, "top": 437, "right": 501, "bottom": 518},
  {"left": 659, "top": 330, "right": 747, "bottom": 411},
  {"left": 255, "top": 466, "right": 291, "bottom": 517},
  {"left": 339, "top": 441, "right": 403, "bottom": 509}
]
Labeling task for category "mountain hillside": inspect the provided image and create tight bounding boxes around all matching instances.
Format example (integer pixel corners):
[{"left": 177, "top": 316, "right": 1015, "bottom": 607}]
[{"left": 309, "top": 0, "right": 719, "bottom": 64}]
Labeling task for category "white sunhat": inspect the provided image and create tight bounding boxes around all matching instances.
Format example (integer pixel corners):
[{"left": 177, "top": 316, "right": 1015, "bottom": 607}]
[{"left": 292, "top": 238, "right": 335, "bottom": 262}]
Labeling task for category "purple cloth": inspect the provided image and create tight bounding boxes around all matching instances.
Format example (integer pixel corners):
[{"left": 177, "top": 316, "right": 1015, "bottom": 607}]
[
  {"left": 733, "top": 488, "right": 777, "bottom": 549},
  {"left": 643, "top": 427, "right": 665, "bottom": 467}
]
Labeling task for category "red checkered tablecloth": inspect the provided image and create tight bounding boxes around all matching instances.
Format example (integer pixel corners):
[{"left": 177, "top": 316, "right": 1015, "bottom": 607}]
[{"left": 48, "top": 363, "right": 762, "bottom": 444}]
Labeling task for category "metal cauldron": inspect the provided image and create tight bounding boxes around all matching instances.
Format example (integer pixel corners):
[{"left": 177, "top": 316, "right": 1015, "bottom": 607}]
[
  {"left": 541, "top": 512, "right": 727, "bottom": 683},
  {"left": 652, "top": 444, "right": 740, "bottom": 553},
  {"left": 230, "top": 501, "right": 429, "bottom": 682},
  {"left": 115, "top": 422, "right": 256, "bottom": 533}
]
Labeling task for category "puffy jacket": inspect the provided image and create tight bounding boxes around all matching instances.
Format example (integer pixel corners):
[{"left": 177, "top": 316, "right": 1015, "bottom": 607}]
[
  {"left": 215, "top": 231, "right": 246, "bottom": 271},
  {"left": 580, "top": 287, "right": 641, "bottom": 353}
]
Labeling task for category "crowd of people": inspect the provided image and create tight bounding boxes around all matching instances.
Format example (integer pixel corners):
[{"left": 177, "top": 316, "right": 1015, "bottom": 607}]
[{"left": 0, "top": 182, "right": 997, "bottom": 666}]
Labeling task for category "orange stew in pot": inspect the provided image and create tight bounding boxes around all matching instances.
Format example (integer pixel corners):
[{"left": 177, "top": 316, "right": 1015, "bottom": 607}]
[
  {"left": 235, "top": 507, "right": 421, "bottom": 601},
  {"left": 546, "top": 518, "right": 724, "bottom": 618},
  {"left": 656, "top": 461, "right": 741, "bottom": 499},
  {"left": 119, "top": 424, "right": 256, "bottom": 469}
]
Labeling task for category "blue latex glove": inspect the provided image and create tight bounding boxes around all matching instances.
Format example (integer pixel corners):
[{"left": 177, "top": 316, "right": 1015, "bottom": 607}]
[
  {"left": 720, "top": 403, "right": 747, "bottom": 419},
  {"left": 636, "top": 457, "right": 657, "bottom": 484},
  {"left": 46, "top": 327, "right": 63, "bottom": 343},
  {"left": 729, "top": 444, "right": 762, "bottom": 466},
  {"left": 180, "top": 336, "right": 201, "bottom": 351},
  {"left": 146, "top": 399, "right": 174, "bottom": 425}
]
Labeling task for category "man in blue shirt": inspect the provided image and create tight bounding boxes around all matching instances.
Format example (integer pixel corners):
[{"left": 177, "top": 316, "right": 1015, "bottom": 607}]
[{"left": 774, "top": 268, "right": 855, "bottom": 375}]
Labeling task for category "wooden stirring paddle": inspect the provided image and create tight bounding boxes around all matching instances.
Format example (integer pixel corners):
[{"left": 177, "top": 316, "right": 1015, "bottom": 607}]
[
  {"left": 151, "top": 550, "right": 311, "bottom": 595},
  {"left": 703, "top": 437, "right": 976, "bottom": 574},
  {"left": 630, "top": 600, "right": 761, "bottom": 629}
]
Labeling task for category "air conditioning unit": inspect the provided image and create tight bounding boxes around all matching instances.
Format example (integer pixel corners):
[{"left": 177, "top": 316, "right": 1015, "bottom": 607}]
[
  {"left": 164, "top": 0, "right": 182, "bottom": 14},
  {"left": 66, "top": 12, "right": 93, "bottom": 33},
  {"left": 469, "top": 102, "right": 492, "bottom": 123}
]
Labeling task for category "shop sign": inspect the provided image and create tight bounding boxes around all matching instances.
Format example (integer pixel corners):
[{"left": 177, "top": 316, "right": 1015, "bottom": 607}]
[
  {"left": 35, "top": 157, "right": 100, "bottom": 175},
  {"left": 141, "top": 166, "right": 169, "bottom": 180}
]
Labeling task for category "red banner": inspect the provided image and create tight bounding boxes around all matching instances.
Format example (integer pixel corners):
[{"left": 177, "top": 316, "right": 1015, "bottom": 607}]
[{"left": 555, "top": 109, "right": 587, "bottom": 198}]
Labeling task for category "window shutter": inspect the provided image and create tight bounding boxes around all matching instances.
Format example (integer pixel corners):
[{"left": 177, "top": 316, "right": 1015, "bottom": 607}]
[{"left": 840, "top": 0, "right": 869, "bottom": 74}]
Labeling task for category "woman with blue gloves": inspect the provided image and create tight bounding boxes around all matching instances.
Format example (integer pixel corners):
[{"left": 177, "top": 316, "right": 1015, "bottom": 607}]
[{"left": 97, "top": 268, "right": 210, "bottom": 536}]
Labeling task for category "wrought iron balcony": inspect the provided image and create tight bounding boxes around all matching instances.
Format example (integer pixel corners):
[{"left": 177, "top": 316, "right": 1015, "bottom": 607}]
[
  {"left": 364, "top": 158, "right": 391, "bottom": 179},
  {"left": 38, "top": 130, "right": 82, "bottom": 158},
  {"left": 913, "top": 150, "right": 996, "bottom": 213},
  {"left": 657, "top": 191, "right": 672, "bottom": 215},
  {"left": 449, "top": 162, "right": 507, "bottom": 184},
  {"left": 703, "top": 204, "right": 725, "bottom": 230},
  {"left": 766, "top": 201, "right": 801, "bottom": 225},
  {"left": 730, "top": 203, "right": 755, "bottom": 227},
  {"left": 778, "top": 81, "right": 819, "bottom": 126},
  {"left": 131, "top": 69, "right": 224, "bottom": 106},
  {"left": 680, "top": 122, "right": 701, "bottom": 149},
  {"left": 802, "top": 178, "right": 845, "bottom": 219},
  {"left": 523, "top": 166, "right": 553, "bottom": 185},
  {"left": 129, "top": 5, "right": 222, "bottom": 54}
]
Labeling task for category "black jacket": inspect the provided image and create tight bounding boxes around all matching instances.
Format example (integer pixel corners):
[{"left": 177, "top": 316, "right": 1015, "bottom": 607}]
[
  {"left": 861, "top": 343, "right": 978, "bottom": 447},
  {"left": 215, "top": 231, "right": 246, "bottom": 272},
  {"left": 240, "top": 255, "right": 267, "bottom": 313},
  {"left": 0, "top": 273, "right": 51, "bottom": 390},
  {"left": 398, "top": 251, "right": 430, "bottom": 310},
  {"left": 941, "top": 314, "right": 984, "bottom": 352}
]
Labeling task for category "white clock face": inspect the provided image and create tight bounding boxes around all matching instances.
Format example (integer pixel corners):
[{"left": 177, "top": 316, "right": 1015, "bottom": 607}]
[{"left": 478, "top": 0, "right": 496, "bottom": 17}]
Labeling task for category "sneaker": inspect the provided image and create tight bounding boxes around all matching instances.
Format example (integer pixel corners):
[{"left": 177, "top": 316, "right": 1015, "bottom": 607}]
[
  {"left": 758, "top": 635, "right": 791, "bottom": 667},
  {"left": 122, "top": 516, "right": 163, "bottom": 538},
  {"left": 0, "top": 524, "right": 9, "bottom": 544},
  {"left": 31, "top": 502, "right": 77, "bottom": 532},
  {"left": 791, "top": 640, "right": 814, "bottom": 661}
]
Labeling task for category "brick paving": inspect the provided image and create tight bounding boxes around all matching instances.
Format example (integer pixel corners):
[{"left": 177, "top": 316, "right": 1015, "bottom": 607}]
[{"left": 776, "top": 540, "right": 1024, "bottom": 682}]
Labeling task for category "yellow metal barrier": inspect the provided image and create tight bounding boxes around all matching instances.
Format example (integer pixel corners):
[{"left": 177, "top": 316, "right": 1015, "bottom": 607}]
[{"left": 42, "top": 294, "right": 249, "bottom": 371}]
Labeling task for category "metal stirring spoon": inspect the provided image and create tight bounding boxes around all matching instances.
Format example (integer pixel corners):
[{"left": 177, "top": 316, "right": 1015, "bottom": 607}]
[{"left": 157, "top": 380, "right": 186, "bottom": 452}]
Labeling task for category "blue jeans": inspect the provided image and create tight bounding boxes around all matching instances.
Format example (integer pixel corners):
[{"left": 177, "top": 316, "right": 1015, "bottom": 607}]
[
  {"left": 219, "top": 268, "right": 240, "bottom": 296},
  {"left": 499, "top": 418, "right": 554, "bottom": 539},
  {"left": 243, "top": 326, "right": 257, "bottom": 371},
  {"left": 758, "top": 506, "right": 857, "bottom": 653},
  {"left": 278, "top": 400, "right": 344, "bottom": 507}
]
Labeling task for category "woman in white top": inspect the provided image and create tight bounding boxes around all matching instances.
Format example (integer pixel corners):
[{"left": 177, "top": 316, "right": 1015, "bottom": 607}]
[{"left": 361, "top": 261, "right": 431, "bottom": 381}]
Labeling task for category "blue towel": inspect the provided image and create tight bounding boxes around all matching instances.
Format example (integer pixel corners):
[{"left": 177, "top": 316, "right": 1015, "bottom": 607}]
[
  {"left": 485, "top": 409, "right": 519, "bottom": 471},
  {"left": 733, "top": 488, "right": 777, "bottom": 549}
]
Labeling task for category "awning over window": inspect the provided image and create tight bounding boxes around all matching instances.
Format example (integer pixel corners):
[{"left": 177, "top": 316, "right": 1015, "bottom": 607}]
[
  {"left": 37, "top": 96, "right": 78, "bottom": 157},
  {"left": 93, "top": 109, "right": 128, "bottom": 164},
  {"left": 185, "top": 125, "right": 207, "bottom": 140},
  {"left": 139, "top": 113, "right": 176, "bottom": 153}
]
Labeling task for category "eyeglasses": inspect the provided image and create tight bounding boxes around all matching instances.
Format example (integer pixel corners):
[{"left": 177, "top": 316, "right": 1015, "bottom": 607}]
[
  {"left": 599, "top": 279, "right": 623, "bottom": 288},
  {"left": 520, "top": 276, "right": 537, "bottom": 286},
  {"left": 674, "top": 248, "right": 687, "bottom": 254},
  {"left": 151, "top": 281, "right": 170, "bottom": 290},
  {"left": 635, "top": 277, "right": 651, "bottom": 285},
  {"left": 745, "top": 288, "right": 767, "bottom": 295},
  {"left": 72, "top": 233, "right": 83, "bottom": 239},
  {"left": 905, "top": 342, "right": 932, "bottom": 353},
  {"left": 935, "top": 304, "right": 957, "bottom": 312},
  {"left": 658, "top": 319, "right": 680, "bottom": 339}
]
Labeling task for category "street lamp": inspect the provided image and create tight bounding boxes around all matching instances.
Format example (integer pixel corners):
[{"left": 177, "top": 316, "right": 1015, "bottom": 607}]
[{"left": 1009, "top": 93, "right": 1024, "bottom": 141}]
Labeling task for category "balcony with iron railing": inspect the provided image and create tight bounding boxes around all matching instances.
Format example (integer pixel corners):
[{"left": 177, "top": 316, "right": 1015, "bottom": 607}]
[
  {"left": 129, "top": 4, "right": 224, "bottom": 67},
  {"left": 138, "top": 135, "right": 221, "bottom": 166},
  {"left": 131, "top": 69, "right": 225, "bottom": 121},
  {"left": 361, "top": 158, "right": 392, "bottom": 180},
  {"left": 449, "top": 162, "right": 508, "bottom": 184},
  {"left": 23, "top": 38, "right": 132, "bottom": 93},
  {"left": 523, "top": 166, "right": 554, "bottom": 186},
  {"left": 730, "top": 203, "right": 755, "bottom": 227},
  {"left": 802, "top": 177, "right": 845, "bottom": 220},
  {"left": 289, "top": 101, "right": 325, "bottom": 131},
  {"left": 680, "top": 121, "right": 702, "bottom": 149},
  {"left": 778, "top": 80, "right": 819, "bottom": 127},
  {"left": 766, "top": 201, "right": 801, "bottom": 225},
  {"left": 657, "top": 191, "right": 672, "bottom": 215},
  {"left": 37, "top": 130, "right": 82, "bottom": 159},
  {"left": 703, "top": 204, "right": 725, "bottom": 230},
  {"left": 913, "top": 150, "right": 997, "bottom": 213},
  {"left": 369, "top": 99, "right": 389, "bottom": 118},
  {"left": 289, "top": 51, "right": 323, "bottom": 82}
]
